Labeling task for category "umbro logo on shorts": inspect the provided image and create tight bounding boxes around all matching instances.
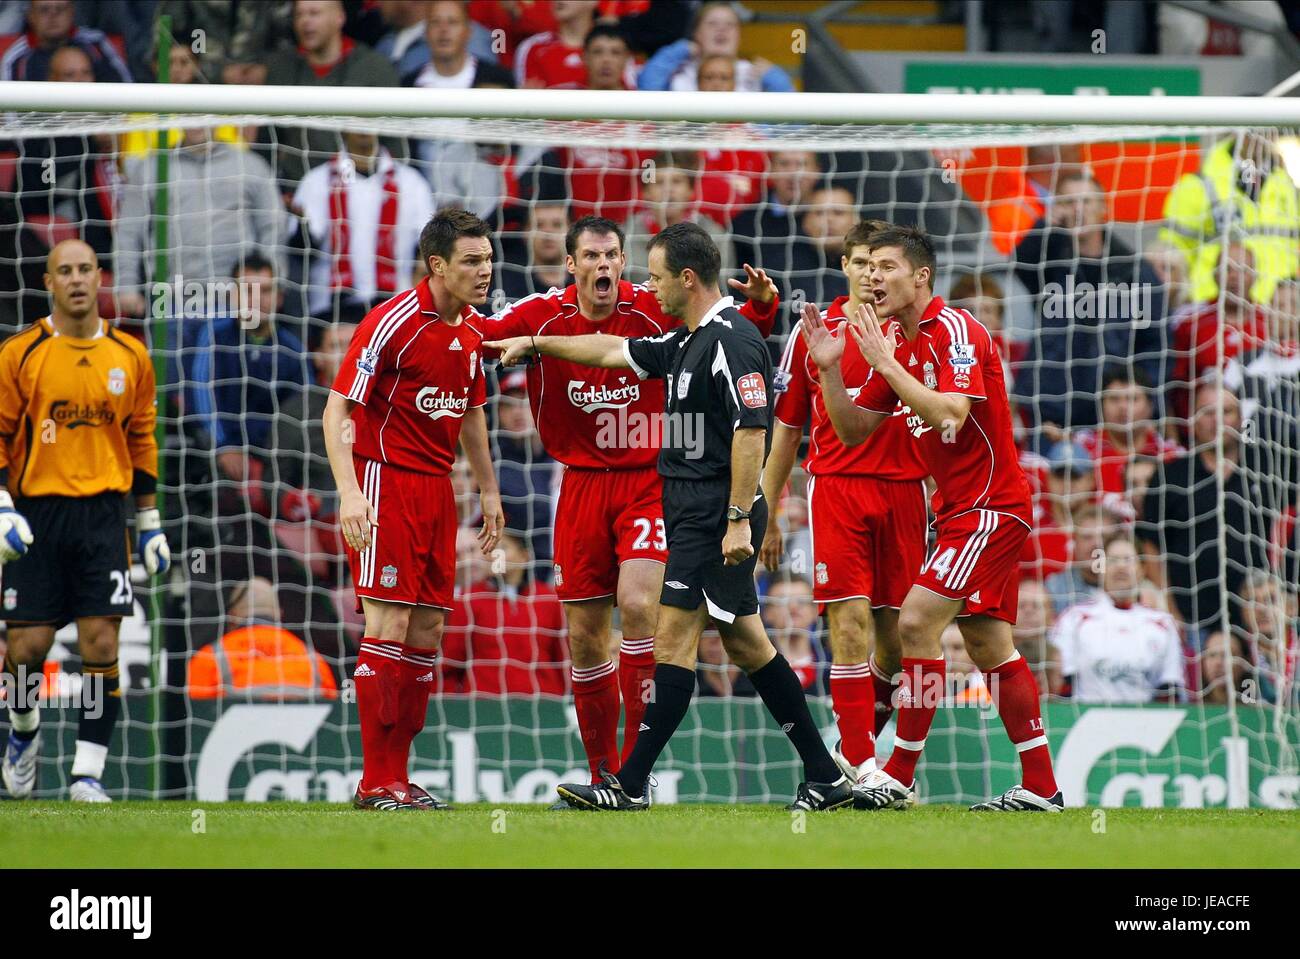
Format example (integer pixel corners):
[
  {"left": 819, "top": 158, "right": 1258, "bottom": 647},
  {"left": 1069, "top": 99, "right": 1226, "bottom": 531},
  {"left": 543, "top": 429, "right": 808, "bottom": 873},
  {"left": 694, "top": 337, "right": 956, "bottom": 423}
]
[
  {"left": 354, "top": 663, "right": 376, "bottom": 677},
  {"left": 665, "top": 581, "right": 688, "bottom": 589}
]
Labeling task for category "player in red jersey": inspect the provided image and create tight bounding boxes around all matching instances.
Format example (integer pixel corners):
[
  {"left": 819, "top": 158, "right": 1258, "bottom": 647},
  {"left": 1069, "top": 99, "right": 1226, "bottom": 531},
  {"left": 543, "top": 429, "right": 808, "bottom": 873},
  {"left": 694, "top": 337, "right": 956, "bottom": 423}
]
[
  {"left": 806, "top": 225, "right": 1062, "bottom": 812},
  {"left": 760, "top": 219, "right": 929, "bottom": 785},
  {"left": 323, "top": 209, "right": 505, "bottom": 811},
  {"left": 481, "top": 215, "right": 778, "bottom": 784}
]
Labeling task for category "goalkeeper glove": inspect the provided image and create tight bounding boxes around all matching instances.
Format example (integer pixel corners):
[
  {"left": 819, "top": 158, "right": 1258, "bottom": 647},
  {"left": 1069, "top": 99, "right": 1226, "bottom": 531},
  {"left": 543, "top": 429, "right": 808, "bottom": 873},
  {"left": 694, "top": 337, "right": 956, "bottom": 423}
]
[
  {"left": 0, "top": 490, "right": 33, "bottom": 564},
  {"left": 136, "top": 507, "right": 171, "bottom": 575}
]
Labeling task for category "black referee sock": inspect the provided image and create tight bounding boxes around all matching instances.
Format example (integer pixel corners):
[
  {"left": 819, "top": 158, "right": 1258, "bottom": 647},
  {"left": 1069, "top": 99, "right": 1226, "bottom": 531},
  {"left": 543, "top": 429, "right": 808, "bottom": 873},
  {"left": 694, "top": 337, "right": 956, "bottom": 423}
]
[
  {"left": 616, "top": 663, "right": 695, "bottom": 799},
  {"left": 749, "top": 653, "right": 842, "bottom": 784}
]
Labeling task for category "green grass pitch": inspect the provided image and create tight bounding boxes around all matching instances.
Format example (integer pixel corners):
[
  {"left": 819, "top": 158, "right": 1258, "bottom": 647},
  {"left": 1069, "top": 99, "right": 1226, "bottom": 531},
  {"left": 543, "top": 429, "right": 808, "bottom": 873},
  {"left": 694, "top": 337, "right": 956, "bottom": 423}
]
[{"left": 3, "top": 803, "right": 1298, "bottom": 868}]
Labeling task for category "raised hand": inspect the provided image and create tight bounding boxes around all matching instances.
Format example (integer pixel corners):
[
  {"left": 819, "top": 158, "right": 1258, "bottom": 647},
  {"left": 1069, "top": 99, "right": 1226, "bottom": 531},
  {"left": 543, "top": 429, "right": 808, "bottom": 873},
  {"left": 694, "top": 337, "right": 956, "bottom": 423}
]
[
  {"left": 727, "top": 263, "right": 778, "bottom": 305},
  {"left": 847, "top": 302, "right": 900, "bottom": 372},
  {"left": 799, "top": 301, "right": 844, "bottom": 371}
]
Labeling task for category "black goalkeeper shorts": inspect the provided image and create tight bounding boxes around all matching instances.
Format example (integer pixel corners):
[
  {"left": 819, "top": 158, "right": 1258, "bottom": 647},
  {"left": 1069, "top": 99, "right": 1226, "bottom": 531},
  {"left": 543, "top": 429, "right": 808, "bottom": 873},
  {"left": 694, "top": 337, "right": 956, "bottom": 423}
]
[
  {"left": 1, "top": 492, "right": 134, "bottom": 627},
  {"left": 659, "top": 477, "right": 766, "bottom": 624}
]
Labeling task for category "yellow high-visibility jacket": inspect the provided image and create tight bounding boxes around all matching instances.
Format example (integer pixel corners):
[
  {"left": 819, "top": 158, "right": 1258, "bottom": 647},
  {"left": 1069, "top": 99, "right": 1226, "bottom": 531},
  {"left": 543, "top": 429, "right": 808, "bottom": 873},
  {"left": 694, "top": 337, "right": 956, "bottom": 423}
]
[{"left": 1159, "top": 137, "right": 1299, "bottom": 305}]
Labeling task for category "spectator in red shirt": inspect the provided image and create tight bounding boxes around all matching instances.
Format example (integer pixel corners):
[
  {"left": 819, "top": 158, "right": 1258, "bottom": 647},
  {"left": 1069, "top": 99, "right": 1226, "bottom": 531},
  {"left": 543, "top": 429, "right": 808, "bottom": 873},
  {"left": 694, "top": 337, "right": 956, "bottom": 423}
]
[
  {"left": 1170, "top": 240, "right": 1268, "bottom": 427},
  {"left": 624, "top": 150, "right": 733, "bottom": 285},
  {"left": 579, "top": 21, "right": 631, "bottom": 90},
  {"left": 1, "top": 0, "right": 133, "bottom": 82},
  {"left": 440, "top": 531, "right": 569, "bottom": 695},
  {"left": 693, "top": 54, "right": 766, "bottom": 227},
  {"left": 515, "top": 0, "right": 607, "bottom": 89},
  {"left": 1023, "top": 439, "right": 1097, "bottom": 583},
  {"left": 468, "top": 0, "right": 558, "bottom": 69},
  {"left": 520, "top": 25, "right": 649, "bottom": 220},
  {"left": 1074, "top": 365, "right": 1183, "bottom": 519}
]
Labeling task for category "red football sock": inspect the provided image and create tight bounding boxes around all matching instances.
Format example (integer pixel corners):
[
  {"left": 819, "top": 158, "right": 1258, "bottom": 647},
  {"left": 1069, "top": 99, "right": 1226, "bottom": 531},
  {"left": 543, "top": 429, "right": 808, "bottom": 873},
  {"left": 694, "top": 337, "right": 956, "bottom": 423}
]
[
  {"left": 389, "top": 644, "right": 437, "bottom": 785},
  {"left": 829, "top": 663, "right": 875, "bottom": 768},
  {"left": 984, "top": 653, "right": 1058, "bottom": 798},
  {"left": 354, "top": 640, "right": 402, "bottom": 791},
  {"left": 882, "top": 657, "right": 944, "bottom": 788},
  {"left": 617, "top": 637, "right": 657, "bottom": 766},
  {"left": 571, "top": 661, "right": 620, "bottom": 782},
  {"left": 870, "top": 656, "right": 898, "bottom": 737}
]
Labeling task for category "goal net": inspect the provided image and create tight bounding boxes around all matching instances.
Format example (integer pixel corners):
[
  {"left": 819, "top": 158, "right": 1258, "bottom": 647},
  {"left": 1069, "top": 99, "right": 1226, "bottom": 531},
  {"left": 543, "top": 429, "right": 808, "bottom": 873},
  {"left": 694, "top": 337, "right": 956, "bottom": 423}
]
[{"left": 0, "top": 86, "right": 1297, "bottom": 807}]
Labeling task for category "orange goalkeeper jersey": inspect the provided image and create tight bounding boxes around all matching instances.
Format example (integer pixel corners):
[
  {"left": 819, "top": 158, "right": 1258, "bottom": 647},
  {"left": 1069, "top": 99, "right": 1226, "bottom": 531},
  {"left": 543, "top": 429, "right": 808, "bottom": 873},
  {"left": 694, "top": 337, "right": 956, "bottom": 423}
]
[{"left": 0, "top": 317, "right": 157, "bottom": 499}]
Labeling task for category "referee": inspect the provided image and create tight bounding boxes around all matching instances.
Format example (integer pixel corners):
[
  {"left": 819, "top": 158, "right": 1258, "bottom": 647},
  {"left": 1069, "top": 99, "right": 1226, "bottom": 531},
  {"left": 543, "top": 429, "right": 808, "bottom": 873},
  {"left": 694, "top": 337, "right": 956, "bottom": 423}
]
[
  {"left": 0, "top": 240, "right": 171, "bottom": 803},
  {"left": 487, "top": 222, "right": 850, "bottom": 811}
]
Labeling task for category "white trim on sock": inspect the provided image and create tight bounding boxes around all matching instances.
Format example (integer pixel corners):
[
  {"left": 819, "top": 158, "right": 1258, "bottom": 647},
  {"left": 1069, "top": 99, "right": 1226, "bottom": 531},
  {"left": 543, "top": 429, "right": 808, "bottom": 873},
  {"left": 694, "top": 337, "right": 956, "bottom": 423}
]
[
  {"left": 71, "top": 740, "right": 108, "bottom": 779},
  {"left": 9, "top": 706, "right": 39, "bottom": 733},
  {"left": 988, "top": 650, "right": 1023, "bottom": 671},
  {"left": 1015, "top": 735, "right": 1049, "bottom": 753},
  {"left": 892, "top": 736, "right": 927, "bottom": 751}
]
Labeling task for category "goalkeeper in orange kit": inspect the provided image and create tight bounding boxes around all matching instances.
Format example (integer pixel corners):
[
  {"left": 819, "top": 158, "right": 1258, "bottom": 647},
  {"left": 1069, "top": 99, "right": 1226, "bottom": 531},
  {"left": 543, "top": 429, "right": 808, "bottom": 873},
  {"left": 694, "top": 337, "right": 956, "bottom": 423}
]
[{"left": 0, "top": 240, "right": 171, "bottom": 803}]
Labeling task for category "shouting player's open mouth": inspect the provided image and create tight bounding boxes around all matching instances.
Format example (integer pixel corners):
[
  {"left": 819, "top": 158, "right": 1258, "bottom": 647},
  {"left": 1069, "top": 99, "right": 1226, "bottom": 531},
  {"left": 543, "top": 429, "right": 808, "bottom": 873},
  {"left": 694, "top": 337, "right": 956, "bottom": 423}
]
[{"left": 594, "top": 275, "right": 613, "bottom": 296}]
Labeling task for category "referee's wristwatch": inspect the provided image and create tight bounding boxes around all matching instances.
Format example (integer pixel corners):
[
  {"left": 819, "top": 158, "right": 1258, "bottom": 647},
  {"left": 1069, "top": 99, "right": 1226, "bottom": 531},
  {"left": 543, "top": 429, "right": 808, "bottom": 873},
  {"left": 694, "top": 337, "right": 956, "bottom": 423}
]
[{"left": 726, "top": 505, "right": 752, "bottom": 523}]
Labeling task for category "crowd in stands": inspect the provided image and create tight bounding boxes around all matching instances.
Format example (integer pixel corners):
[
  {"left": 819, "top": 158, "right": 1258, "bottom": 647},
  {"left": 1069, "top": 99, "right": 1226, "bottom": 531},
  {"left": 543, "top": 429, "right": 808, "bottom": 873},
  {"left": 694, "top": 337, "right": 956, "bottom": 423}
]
[{"left": 0, "top": 0, "right": 1296, "bottom": 711}]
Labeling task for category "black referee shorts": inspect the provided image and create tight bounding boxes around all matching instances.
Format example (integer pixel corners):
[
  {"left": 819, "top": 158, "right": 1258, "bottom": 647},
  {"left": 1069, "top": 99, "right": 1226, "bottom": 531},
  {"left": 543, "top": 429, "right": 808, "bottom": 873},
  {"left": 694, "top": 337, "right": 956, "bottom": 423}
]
[
  {"left": 1, "top": 492, "right": 134, "bottom": 627},
  {"left": 660, "top": 477, "right": 767, "bottom": 624}
]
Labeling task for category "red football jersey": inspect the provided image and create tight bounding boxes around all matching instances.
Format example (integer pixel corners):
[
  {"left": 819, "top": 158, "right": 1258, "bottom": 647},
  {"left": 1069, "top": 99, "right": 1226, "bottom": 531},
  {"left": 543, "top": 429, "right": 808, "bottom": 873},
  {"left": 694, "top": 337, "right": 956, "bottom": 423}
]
[
  {"left": 481, "top": 280, "right": 777, "bottom": 469},
  {"left": 698, "top": 142, "right": 767, "bottom": 227},
  {"left": 331, "top": 281, "right": 487, "bottom": 476},
  {"left": 554, "top": 144, "right": 651, "bottom": 221},
  {"left": 515, "top": 31, "right": 639, "bottom": 89},
  {"left": 1074, "top": 425, "right": 1182, "bottom": 496},
  {"left": 774, "top": 295, "right": 927, "bottom": 480},
  {"left": 439, "top": 581, "right": 568, "bottom": 695},
  {"left": 1170, "top": 302, "right": 1268, "bottom": 419},
  {"left": 855, "top": 295, "right": 1032, "bottom": 526}
]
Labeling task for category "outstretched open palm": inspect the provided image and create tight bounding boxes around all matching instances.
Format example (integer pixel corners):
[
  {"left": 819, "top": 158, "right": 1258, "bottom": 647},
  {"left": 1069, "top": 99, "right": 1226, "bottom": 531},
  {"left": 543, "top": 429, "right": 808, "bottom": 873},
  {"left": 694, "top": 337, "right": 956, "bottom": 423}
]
[
  {"left": 847, "top": 301, "right": 900, "bottom": 371},
  {"left": 799, "top": 302, "right": 843, "bottom": 370}
]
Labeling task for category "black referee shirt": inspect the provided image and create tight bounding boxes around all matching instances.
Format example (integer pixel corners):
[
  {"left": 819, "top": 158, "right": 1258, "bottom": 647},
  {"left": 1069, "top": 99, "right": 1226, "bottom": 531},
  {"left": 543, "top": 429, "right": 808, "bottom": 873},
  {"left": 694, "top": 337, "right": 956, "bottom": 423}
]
[{"left": 622, "top": 296, "right": 773, "bottom": 482}]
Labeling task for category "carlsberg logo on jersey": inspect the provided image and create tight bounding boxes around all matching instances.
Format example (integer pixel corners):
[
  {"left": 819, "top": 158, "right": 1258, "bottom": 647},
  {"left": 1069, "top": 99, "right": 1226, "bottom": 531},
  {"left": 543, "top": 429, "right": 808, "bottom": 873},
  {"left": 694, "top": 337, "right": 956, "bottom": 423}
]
[
  {"left": 415, "top": 386, "right": 470, "bottom": 420},
  {"left": 567, "top": 378, "right": 641, "bottom": 412}
]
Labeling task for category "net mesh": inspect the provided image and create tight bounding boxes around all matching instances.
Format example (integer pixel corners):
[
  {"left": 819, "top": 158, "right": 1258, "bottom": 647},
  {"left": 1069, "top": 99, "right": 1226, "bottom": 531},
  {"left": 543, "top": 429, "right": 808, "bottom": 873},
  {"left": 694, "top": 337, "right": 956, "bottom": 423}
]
[{"left": 1, "top": 108, "right": 1297, "bottom": 806}]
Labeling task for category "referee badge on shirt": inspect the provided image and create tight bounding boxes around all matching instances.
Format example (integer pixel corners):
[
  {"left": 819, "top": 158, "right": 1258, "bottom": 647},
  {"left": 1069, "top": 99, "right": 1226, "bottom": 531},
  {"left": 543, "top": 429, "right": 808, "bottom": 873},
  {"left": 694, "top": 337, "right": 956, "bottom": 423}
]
[
  {"left": 107, "top": 368, "right": 126, "bottom": 396},
  {"left": 676, "top": 371, "right": 692, "bottom": 399},
  {"left": 3, "top": 588, "right": 16, "bottom": 610},
  {"left": 380, "top": 565, "right": 398, "bottom": 588}
]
